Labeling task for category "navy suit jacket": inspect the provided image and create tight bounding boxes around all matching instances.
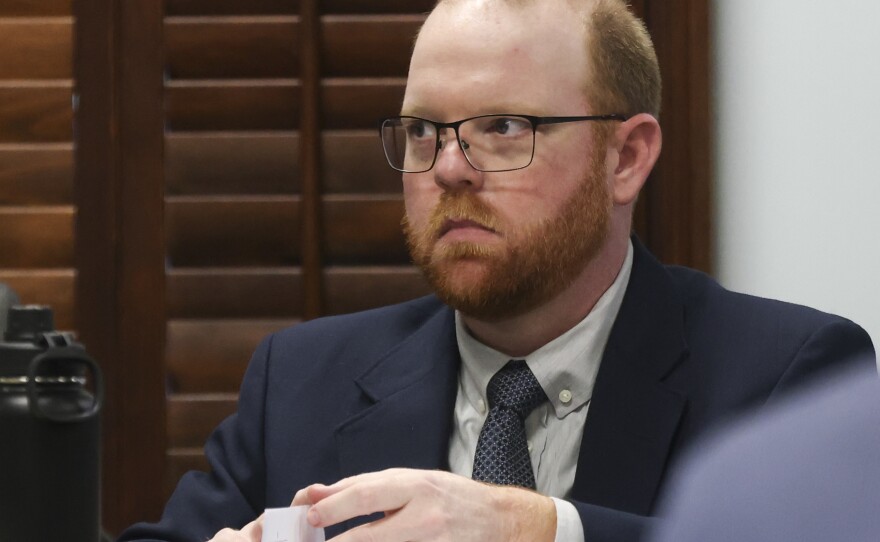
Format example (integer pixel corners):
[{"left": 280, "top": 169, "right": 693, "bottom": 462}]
[{"left": 120, "top": 239, "right": 875, "bottom": 542}]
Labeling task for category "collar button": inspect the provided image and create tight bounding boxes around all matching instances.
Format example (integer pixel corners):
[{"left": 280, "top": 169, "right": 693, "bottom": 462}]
[{"left": 558, "top": 389, "right": 572, "bottom": 404}]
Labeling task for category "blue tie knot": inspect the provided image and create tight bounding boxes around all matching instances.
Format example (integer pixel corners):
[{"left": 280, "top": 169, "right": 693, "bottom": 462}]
[{"left": 486, "top": 360, "right": 547, "bottom": 420}]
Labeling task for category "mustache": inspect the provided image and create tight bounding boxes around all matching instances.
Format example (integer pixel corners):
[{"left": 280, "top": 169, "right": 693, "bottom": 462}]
[{"left": 426, "top": 192, "right": 501, "bottom": 238}]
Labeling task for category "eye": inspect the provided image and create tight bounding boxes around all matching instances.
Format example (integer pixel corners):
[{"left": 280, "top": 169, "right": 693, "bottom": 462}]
[
  {"left": 485, "top": 116, "right": 532, "bottom": 137},
  {"left": 404, "top": 119, "right": 436, "bottom": 140}
]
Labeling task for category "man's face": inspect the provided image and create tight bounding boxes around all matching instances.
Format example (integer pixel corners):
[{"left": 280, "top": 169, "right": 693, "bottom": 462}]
[{"left": 401, "top": 0, "right": 613, "bottom": 321}]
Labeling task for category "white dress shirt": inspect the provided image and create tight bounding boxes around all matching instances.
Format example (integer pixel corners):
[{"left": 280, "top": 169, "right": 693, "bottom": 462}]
[{"left": 448, "top": 241, "right": 633, "bottom": 542}]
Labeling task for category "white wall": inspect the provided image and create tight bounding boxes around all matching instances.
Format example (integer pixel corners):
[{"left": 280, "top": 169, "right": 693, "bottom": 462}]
[{"left": 713, "top": 1, "right": 880, "bottom": 354}]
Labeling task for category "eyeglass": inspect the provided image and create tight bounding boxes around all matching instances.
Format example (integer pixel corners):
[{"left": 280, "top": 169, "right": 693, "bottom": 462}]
[{"left": 379, "top": 113, "right": 627, "bottom": 173}]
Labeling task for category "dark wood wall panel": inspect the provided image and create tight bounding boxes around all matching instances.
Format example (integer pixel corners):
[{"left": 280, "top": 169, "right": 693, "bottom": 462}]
[
  {"left": 164, "top": 0, "right": 435, "bottom": 16},
  {"left": 634, "top": 0, "right": 711, "bottom": 271},
  {"left": 0, "top": 20, "right": 73, "bottom": 79},
  {"left": 166, "top": 80, "right": 407, "bottom": 131},
  {"left": 0, "top": 86, "right": 72, "bottom": 142},
  {"left": 166, "top": 0, "right": 295, "bottom": 16},
  {"left": 166, "top": 82, "right": 300, "bottom": 131},
  {"left": 165, "top": 17, "right": 300, "bottom": 79},
  {"left": 0, "top": 207, "right": 73, "bottom": 267},
  {"left": 0, "top": 0, "right": 71, "bottom": 16},
  {"left": 0, "top": 270, "right": 74, "bottom": 328},
  {"left": 166, "top": 267, "right": 431, "bottom": 319},
  {"left": 0, "top": 144, "right": 73, "bottom": 204},
  {"left": 166, "top": 133, "right": 300, "bottom": 195},
  {"left": 167, "top": 268, "right": 303, "bottom": 319},
  {"left": 165, "top": 131, "right": 399, "bottom": 196},
  {"left": 323, "top": 131, "right": 399, "bottom": 193},
  {"left": 322, "top": 79, "right": 405, "bottom": 129},
  {"left": 322, "top": 196, "right": 408, "bottom": 264},
  {"left": 322, "top": 16, "right": 424, "bottom": 77},
  {"left": 167, "top": 393, "right": 238, "bottom": 447},
  {"left": 166, "top": 320, "right": 293, "bottom": 392},
  {"left": 324, "top": 267, "right": 430, "bottom": 316},
  {"left": 0, "top": 6, "right": 76, "bottom": 342},
  {"left": 165, "top": 197, "right": 301, "bottom": 266},
  {"left": 322, "top": 0, "right": 435, "bottom": 14},
  {"left": 165, "top": 197, "right": 409, "bottom": 266}
]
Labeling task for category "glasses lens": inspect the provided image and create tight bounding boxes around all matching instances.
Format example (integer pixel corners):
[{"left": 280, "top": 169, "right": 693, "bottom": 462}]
[
  {"left": 459, "top": 116, "right": 535, "bottom": 172},
  {"left": 381, "top": 117, "right": 437, "bottom": 173}
]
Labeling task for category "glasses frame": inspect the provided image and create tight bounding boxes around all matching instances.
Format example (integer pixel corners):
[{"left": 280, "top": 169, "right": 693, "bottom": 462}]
[{"left": 379, "top": 113, "right": 628, "bottom": 173}]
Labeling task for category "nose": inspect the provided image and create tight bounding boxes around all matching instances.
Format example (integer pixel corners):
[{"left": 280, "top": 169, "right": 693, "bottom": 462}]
[{"left": 433, "top": 131, "right": 483, "bottom": 192}]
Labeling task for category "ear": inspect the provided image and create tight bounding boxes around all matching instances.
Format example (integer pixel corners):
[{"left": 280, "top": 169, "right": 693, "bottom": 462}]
[{"left": 609, "top": 113, "right": 662, "bottom": 206}]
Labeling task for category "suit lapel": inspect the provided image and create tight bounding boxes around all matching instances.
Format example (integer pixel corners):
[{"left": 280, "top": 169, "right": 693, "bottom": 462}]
[
  {"left": 570, "top": 238, "right": 689, "bottom": 514},
  {"left": 335, "top": 306, "right": 460, "bottom": 480}
]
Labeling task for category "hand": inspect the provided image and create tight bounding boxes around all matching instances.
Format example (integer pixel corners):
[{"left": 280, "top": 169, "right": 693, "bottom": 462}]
[
  {"left": 208, "top": 515, "right": 263, "bottom": 541},
  {"left": 291, "top": 468, "right": 556, "bottom": 542}
]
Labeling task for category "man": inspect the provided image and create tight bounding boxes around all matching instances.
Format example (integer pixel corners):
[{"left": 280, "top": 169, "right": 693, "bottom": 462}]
[
  {"left": 119, "top": 1, "right": 875, "bottom": 541},
  {"left": 649, "top": 366, "right": 880, "bottom": 542}
]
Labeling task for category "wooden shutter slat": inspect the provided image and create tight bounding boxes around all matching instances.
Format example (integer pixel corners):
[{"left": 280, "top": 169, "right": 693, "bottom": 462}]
[
  {"left": 323, "top": 78, "right": 405, "bottom": 129},
  {"left": 321, "top": 0, "right": 435, "bottom": 14},
  {"left": 322, "top": 195, "right": 408, "bottom": 265},
  {"left": 166, "top": 393, "right": 238, "bottom": 447},
  {"left": 166, "top": 196, "right": 301, "bottom": 267},
  {"left": 323, "top": 130, "right": 399, "bottom": 194},
  {"left": 0, "top": 207, "right": 74, "bottom": 268},
  {"left": 167, "top": 267, "right": 303, "bottom": 318},
  {"left": 0, "top": 269, "right": 74, "bottom": 329},
  {"left": 0, "top": 85, "right": 72, "bottom": 142},
  {"left": 166, "top": 266, "right": 430, "bottom": 319},
  {"left": 0, "top": 144, "right": 73, "bottom": 204},
  {"left": 0, "top": 20, "right": 72, "bottom": 79},
  {"left": 166, "top": 320, "right": 293, "bottom": 393},
  {"left": 164, "top": 0, "right": 433, "bottom": 15},
  {"left": 166, "top": 132, "right": 300, "bottom": 195},
  {"left": 322, "top": 16, "right": 424, "bottom": 78},
  {"left": 166, "top": 196, "right": 407, "bottom": 266},
  {"left": 165, "top": 81, "right": 300, "bottom": 132},
  {"left": 324, "top": 266, "right": 430, "bottom": 316},
  {"left": 165, "top": 131, "right": 397, "bottom": 196},
  {"left": 165, "top": 0, "right": 296, "bottom": 16},
  {"left": 0, "top": 1, "right": 71, "bottom": 16},
  {"left": 165, "top": 19, "right": 299, "bottom": 80}
]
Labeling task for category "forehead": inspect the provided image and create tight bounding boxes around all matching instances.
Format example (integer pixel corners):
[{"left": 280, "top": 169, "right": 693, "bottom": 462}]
[{"left": 402, "top": 0, "right": 591, "bottom": 118}]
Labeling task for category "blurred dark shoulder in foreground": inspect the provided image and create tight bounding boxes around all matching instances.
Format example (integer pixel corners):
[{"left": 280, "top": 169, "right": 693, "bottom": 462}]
[{"left": 651, "top": 363, "right": 880, "bottom": 542}]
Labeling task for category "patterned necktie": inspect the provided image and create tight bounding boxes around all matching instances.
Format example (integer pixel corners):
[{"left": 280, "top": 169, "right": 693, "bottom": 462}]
[{"left": 472, "top": 359, "right": 548, "bottom": 489}]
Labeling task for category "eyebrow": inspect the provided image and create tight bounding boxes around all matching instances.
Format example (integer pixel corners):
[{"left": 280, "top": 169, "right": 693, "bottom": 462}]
[{"left": 399, "top": 104, "right": 544, "bottom": 120}]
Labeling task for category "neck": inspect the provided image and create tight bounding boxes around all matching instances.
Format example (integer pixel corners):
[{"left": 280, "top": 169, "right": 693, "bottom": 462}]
[{"left": 461, "top": 234, "right": 630, "bottom": 357}]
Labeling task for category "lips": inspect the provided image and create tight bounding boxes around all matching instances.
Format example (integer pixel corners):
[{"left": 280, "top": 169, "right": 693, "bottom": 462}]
[{"left": 438, "top": 218, "right": 498, "bottom": 238}]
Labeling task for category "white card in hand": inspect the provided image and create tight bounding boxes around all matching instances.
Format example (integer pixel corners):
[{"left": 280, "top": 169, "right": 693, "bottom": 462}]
[{"left": 261, "top": 506, "right": 325, "bottom": 542}]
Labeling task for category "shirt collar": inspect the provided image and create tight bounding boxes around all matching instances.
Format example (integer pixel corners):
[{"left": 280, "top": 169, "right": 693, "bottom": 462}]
[{"left": 455, "top": 240, "right": 634, "bottom": 419}]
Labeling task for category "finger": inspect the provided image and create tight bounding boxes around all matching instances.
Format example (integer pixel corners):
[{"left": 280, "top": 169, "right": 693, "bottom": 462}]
[
  {"left": 210, "top": 527, "right": 248, "bottom": 541},
  {"left": 312, "top": 468, "right": 414, "bottom": 501},
  {"left": 308, "top": 473, "right": 417, "bottom": 528},
  {"left": 291, "top": 487, "right": 312, "bottom": 506},
  {"left": 324, "top": 513, "right": 411, "bottom": 542},
  {"left": 299, "top": 470, "right": 396, "bottom": 506},
  {"left": 240, "top": 515, "right": 264, "bottom": 541}
]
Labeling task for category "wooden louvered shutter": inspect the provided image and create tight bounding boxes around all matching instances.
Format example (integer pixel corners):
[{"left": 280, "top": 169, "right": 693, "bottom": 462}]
[
  {"left": 162, "top": 0, "right": 435, "bottom": 501},
  {"left": 0, "top": 1, "right": 75, "bottom": 329}
]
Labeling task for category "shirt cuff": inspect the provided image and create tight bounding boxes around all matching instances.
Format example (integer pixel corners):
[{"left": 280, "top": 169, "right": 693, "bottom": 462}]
[{"left": 551, "top": 497, "right": 586, "bottom": 542}]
